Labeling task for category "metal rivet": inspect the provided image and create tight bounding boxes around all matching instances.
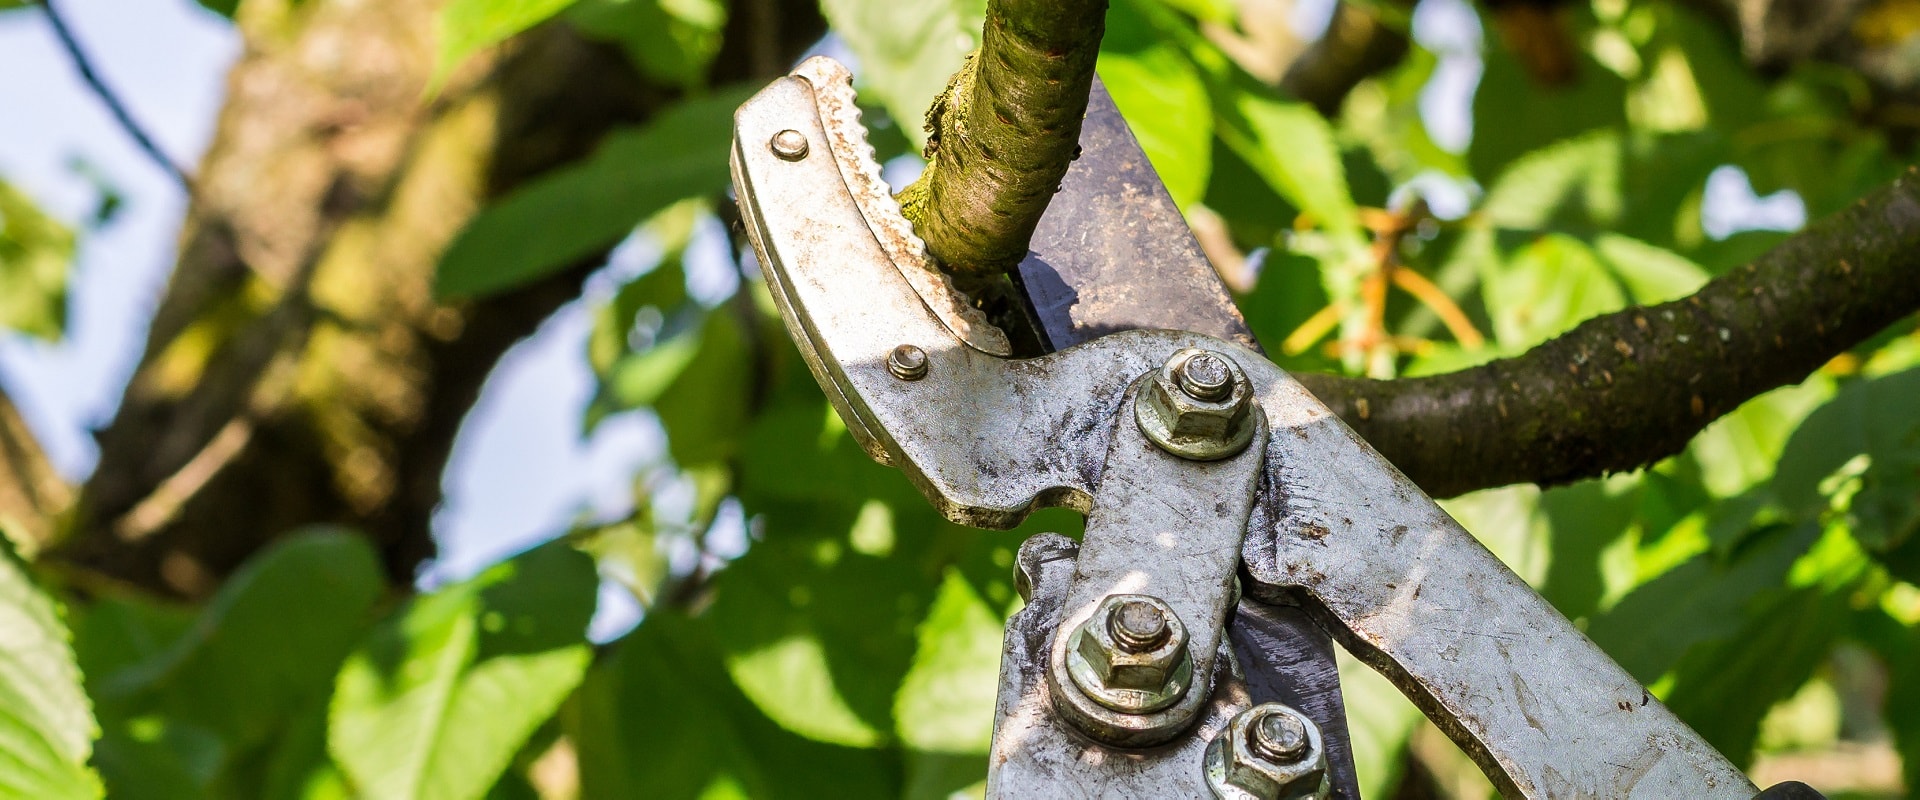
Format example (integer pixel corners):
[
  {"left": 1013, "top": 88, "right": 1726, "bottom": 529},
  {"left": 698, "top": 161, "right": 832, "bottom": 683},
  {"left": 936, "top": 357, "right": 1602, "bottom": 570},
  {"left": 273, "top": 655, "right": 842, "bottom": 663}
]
[
  {"left": 1109, "top": 599, "right": 1171, "bottom": 653},
  {"left": 887, "top": 344, "right": 928, "bottom": 381},
  {"left": 1177, "top": 352, "right": 1233, "bottom": 401},
  {"left": 770, "top": 129, "right": 809, "bottom": 161},
  {"left": 1250, "top": 710, "right": 1309, "bottom": 763}
]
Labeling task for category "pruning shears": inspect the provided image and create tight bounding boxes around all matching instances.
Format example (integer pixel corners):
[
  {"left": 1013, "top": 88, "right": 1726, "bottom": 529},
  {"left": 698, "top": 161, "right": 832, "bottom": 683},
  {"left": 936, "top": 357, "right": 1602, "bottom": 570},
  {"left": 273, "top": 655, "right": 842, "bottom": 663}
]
[{"left": 728, "top": 57, "right": 1825, "bottom": 799}]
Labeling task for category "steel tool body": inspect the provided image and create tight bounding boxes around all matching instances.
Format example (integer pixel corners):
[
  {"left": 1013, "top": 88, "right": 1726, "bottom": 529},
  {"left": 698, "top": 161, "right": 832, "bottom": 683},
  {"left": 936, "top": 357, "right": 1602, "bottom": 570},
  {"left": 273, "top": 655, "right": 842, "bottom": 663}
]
[{"left": 730, "top": 56, "right": 1812, "bottom": 799}]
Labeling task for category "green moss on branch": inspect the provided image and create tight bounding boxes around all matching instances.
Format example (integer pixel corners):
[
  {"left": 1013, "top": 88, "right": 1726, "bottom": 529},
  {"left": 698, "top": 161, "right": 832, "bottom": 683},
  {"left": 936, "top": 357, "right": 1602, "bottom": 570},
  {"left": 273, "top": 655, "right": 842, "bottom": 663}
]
[{"left": 897, "top": 0, "right": 1108, "bottom": 275}]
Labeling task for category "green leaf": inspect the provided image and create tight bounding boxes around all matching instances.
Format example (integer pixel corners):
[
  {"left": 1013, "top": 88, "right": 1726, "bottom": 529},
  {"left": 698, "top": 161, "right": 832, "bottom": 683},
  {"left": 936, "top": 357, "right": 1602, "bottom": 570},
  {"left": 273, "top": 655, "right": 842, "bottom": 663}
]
[
  {"left": 435, "top": 88, "right": 751, "bottom": 299},
  {"left": 1773, "top": 367, "right": 1920, "bottom": 552},
  {"left": 572, "top": 613, "right": 894, "bottom": 799},
  {"left": 1537, "top": 478, "right": 1642, "bottom": 620},
  {"left": 0, "top": 540, "right": 100, "bottom": 799},
  {"left": 893, "top": 570, "right": 1001, "bottom": 755},
  {"left": 603, "top": 328, "right": 702, "bottom": 411},
  {"left": 654, "top": 311, "right": 753, "bottom": 467},
  {"left": 1876, "top": 610, "right": 1920, "bottom": 795},
  {"left": 567, "top": 0, "right": 727, "bottom": 89},
  {"left": 819, "top": 0, "right": 986, "bottom": 150},
  {"left": 190, "top": 0, "right": 240, "bottom": 17},
  {"left": 330, "top": 543, "right": 596, "bottom": 800},
  {"left": 1215, "top": 87, "right": 1362, "bottom": 243},
  {"left": 91, "top": 532, "right": 386, "bottom": 744},
  {"left": 0, "top": 180, "right": 73, "bottom": 339},
  {"left": 435, "top": 0, "right": 579, "bottom": 88},
  {"left": 1687, "top": 379, "right": 1833, "bottom": 499},
  {"left": 1099, "top": 0, "right": 1211, "bottom": 208},
  {"left": 1469, "top": 43, "right": 1628, "bottom": 183},
  {"left": 1480, "top": 234, "right": 1624, "bottom": 349},
  {"left": 1585, "top": 522, "right": 1819, "bottom": 682},
  {"left": 1478, "top": 132, "right": 1622, "bottom": 231},
  {"left": 1662, "top": 588, "right": 1848, "bottom": 765},
  {"left": 706, "top": 500, "right": 935, "bottom": 748},
  {"left": 1592, "top": 234, "right": 1708, "bottom": 304}
]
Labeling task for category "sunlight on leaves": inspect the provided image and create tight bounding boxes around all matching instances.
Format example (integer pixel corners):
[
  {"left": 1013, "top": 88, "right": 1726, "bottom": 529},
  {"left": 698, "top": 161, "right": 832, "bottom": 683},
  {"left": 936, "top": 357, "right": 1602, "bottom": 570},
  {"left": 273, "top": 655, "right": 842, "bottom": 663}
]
[
  {"left": 0, "top": 180, "right": 73, "bottom": 340},
  {"left": 330, "top": 544, "right": 595, "bottom": 800},
  {"left": 0, "top": 538, "right": 100, "bottom": 799}
]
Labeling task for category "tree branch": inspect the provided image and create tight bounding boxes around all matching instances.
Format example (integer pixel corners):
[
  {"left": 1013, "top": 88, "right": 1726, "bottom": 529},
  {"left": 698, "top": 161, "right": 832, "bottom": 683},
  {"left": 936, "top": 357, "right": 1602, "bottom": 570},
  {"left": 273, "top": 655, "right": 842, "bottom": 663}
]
[
  {"left": 0, "top": 381, "right": 71, "bottom": 550},
  {"left": 37, "top": 0, "right": 192, "bottom": 190},
  {"left": 1279, "top": 0, "right": 1412, "bottom": 117},
  {"left": 896, "top": 0, "right": 1108, "bottom": 276},
  {"left": 1299, "top": 167, "right": 1920, "bottom": 498}
]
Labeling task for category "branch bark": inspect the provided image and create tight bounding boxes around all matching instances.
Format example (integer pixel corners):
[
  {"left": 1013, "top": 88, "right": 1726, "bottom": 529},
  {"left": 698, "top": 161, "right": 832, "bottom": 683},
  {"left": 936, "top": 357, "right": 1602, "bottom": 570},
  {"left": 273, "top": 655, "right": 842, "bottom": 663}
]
[
  {"left": 896, "top": 0, "right": 1107, "bottom": 275},
  {"left": 1301, "top": 168, "right": 1920, "bottom": 498},
  {"left": 0, "top": 384, "right": 70, "bottom": 551},
  {"left": 1278, "top": 0, "right": 1411, "bottom": 117}
]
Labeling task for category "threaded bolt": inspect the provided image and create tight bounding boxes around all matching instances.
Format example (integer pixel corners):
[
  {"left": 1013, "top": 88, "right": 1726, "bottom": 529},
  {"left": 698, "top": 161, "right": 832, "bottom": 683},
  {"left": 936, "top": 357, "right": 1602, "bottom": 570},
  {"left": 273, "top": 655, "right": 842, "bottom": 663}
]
[
  {"left": 1108, "top": 598, "right": 1171, "bottom": 653},
  {"left": 1177, "top": 352, "right": 1234, "bottom": 401},
  {"left": 1250, "top": 709, "right": 1310, "bottom": 763}
]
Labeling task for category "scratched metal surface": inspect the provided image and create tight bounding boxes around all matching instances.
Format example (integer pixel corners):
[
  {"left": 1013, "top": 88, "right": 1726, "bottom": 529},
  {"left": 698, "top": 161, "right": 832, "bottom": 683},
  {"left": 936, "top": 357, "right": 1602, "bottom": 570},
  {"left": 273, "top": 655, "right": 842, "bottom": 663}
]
[
  {"left": 1015, "top": 81, "right": 1257, "bottom": 352},
  {"left": 733, "top": 62, "right": 1757, "bottom": 799},
  {"left": 1035, "top": 378, "right": 1265, "bottom": 749},
  {"left": 1019, "top": 76, "right": 1359, "bottom": 799},
  {"left": 991, "top": 533, "right": 1254, "bottom": 797}
]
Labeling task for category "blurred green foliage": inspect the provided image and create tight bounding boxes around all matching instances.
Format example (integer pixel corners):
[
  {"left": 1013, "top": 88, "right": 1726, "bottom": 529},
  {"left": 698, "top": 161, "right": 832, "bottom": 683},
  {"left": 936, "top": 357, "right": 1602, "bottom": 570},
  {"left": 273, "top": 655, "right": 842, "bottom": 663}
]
[{"left": 3, "top": 0, "right": 1919, "bottom": 797}]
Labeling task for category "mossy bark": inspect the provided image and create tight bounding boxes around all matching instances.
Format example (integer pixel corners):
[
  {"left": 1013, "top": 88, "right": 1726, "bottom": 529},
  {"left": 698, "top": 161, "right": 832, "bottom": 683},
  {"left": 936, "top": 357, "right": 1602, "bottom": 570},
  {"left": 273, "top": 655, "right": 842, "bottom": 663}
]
[
  {"left": 897, "top": 0, "right": 1108, "bottom": 276},
  {"left": 49, "top": 0, "right": 825, "bottom": 597}
]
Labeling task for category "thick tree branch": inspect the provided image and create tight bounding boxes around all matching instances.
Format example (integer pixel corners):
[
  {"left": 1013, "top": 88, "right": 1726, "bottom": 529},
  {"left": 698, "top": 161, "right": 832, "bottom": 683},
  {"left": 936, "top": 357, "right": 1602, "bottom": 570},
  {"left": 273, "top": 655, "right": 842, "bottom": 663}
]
[
  {"left": 37, "top": 0, "right": 192, "bottom": 189},
  {"left": 896, "top": 0, "right": 1107, "bottom": 275},
  {"left": 1299, "top": 167, "right": 1920, "bottom": 498}
]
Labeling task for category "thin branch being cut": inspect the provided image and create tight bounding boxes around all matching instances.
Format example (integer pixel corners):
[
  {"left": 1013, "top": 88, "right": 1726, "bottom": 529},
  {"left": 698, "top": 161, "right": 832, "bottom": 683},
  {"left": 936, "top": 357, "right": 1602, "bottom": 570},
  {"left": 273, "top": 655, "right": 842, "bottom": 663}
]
[
  {"left": 896, "top": 0, "right": 1108, "bottom": 276},
  {"left": 1299, "top": 167, "right": 1920, "bottom": 498}
]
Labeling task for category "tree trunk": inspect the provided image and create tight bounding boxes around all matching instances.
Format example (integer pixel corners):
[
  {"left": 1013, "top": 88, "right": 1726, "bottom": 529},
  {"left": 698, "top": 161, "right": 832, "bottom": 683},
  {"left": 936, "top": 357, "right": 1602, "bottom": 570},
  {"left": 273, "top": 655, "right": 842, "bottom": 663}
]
[{"left": 49, "top": 0, "right": 823, "bottom": 598}]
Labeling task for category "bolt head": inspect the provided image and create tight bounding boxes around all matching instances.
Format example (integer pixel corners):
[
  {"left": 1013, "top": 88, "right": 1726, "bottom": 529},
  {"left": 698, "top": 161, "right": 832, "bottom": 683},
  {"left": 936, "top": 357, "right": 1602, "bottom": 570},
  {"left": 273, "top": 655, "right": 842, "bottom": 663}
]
[
  {"left": 1251, "top": 711, "right": 1309, "bottom": 763},
  {"left": 770, "top": 129, "right": 810, "bottom": 161},
  {"left": 1109, "top": 599, "right": 1171, "bottom": 652},
  {"left": 1136, "top": 348, "right": 1256, "bottom": 461},
  {"left": 887, "top": 344, "right": 929, "bottom": 380},
  {"left": 1177, "top": 353, "right": 1234, "bottom": 401},
  {"left": 1066, "top": 594, "right": 1193, "bottom": 714},
  {"left": 1204, "top": 703, "right": 1330, "bottom": 800}
]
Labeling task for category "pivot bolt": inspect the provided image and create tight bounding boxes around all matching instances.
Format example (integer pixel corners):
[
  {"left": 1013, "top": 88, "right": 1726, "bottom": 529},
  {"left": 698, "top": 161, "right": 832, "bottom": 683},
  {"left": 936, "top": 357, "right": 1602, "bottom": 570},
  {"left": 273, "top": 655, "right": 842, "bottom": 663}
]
[
  {"left": 1109, "top": 598, "right": 1171, "bottom": 652},
  {"left": 1204, "top": 703, "right": 1330, "bottom": 800},
  {"left": 887, "top": 344, "right": 929, "bottom": 381},
  {"left": 770, "top": 129, "right": 809, "bottom": 161},
  {"left": 1251, "top": 711, "right": 1310, "bottom": 763},
  {"left": 1136, "top": 348, "right": 1256, "bottom": 461},
  {"left": 1177, "top": 352, "right": 1234, "bottom": 401},
  {"left": 1065, "top": 594, "right": 1193, "bottom": 715}
]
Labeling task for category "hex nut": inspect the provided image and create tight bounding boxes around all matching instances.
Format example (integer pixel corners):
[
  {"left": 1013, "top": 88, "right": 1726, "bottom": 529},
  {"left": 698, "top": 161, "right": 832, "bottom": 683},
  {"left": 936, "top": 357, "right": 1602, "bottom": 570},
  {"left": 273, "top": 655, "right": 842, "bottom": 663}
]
[
  {"left": 1065, "top": 594, "right": 1194, "bottom": 715},
  {"left": 1203, "top": 703, "right": 1330, "bottom": 800},
  {"left": 1135, "top": 348, "right": 1256, "bottom": 461}
]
